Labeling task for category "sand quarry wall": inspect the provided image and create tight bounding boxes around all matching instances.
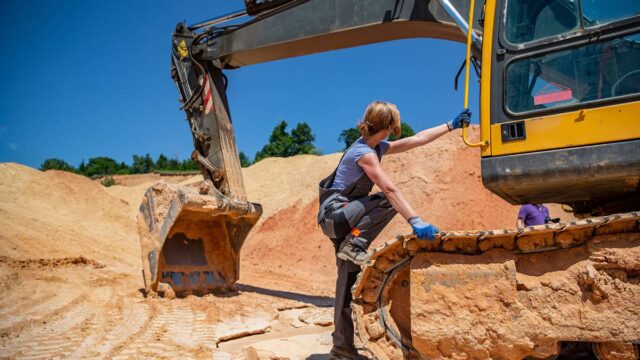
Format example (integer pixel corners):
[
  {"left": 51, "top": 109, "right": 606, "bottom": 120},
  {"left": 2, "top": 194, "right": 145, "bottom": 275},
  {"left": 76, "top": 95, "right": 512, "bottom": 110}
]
[{"left": 0, "top": 128, "right": 572, "bottom": 289}]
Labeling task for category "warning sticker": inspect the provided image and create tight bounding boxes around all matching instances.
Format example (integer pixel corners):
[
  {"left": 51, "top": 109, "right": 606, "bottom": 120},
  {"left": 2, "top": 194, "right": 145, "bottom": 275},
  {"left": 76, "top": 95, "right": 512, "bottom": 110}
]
[
  {"left": 178, "top": 40, "right": 189, "bottom": 60},
  {"left": 534, "top": 82, "right": 573, "bottom": 105}
]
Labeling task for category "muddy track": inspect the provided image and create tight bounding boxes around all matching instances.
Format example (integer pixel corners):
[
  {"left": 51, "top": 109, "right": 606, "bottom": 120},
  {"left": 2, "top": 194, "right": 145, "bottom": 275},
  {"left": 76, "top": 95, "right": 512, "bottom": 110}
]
[{"left": 352, "top": 212, "right": 640, "bottom": 359}]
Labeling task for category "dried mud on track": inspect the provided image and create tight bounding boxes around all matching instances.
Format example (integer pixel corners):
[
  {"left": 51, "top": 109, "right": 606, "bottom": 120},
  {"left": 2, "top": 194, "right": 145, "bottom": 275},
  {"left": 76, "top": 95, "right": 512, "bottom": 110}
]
[{"left": 0, "top": 128, "right": 579, "bottom": 359}]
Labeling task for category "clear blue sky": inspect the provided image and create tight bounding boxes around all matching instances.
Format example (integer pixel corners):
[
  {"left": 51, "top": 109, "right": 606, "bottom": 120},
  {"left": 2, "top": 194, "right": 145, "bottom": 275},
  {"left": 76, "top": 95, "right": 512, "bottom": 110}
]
[{"left": 0, "top": 0, "right": 478, "bottom": 169}]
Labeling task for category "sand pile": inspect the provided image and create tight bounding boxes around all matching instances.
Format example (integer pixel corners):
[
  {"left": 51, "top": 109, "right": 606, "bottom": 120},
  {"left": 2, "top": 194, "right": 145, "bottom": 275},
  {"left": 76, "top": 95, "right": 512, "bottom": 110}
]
[
  {"left": 0, "top": 163, "right": 138, "bottom": 270},
  {"left": 243, "top": 153, "right": 342, "bottom": 222},
  {"left": 0, "top": 127, "right": 571, "bottom": 292},
  {"left": 239, "top": 127, "right": 551, "bottom": 291}
]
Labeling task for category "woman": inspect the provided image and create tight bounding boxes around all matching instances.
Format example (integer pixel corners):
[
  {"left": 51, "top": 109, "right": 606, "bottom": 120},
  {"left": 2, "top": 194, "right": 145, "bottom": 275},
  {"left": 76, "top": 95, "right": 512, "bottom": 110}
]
[{"left": 317, "top": 101, "right": 470, "bottom": 359}]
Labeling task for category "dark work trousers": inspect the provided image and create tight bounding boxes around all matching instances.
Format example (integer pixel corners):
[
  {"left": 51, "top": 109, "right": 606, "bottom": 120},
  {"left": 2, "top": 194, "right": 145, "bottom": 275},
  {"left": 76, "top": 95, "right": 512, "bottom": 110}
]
[{"left": 324, "top": 192, "right": 397, "bottom": 349}]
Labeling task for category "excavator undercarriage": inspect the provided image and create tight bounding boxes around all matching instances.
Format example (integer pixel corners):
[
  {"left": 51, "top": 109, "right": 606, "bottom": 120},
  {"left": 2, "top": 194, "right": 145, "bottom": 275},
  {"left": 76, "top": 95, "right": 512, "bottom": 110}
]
[{"left": 353, "top": 212, "right": 640, "bottom": 359}]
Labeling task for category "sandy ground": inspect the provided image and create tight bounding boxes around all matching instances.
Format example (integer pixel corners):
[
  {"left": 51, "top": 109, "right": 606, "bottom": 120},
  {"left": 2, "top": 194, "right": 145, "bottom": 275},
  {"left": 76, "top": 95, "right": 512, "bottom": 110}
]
[{"left": 0, "top": 128, "right": 576, "bottom": 359}]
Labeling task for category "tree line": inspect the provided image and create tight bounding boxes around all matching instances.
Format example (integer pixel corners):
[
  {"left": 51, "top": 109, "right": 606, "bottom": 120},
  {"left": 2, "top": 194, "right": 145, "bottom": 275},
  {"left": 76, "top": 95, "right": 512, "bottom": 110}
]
[
  {"left": 40, "top": 154, "right": 199, "bottom": 177},
  {"left": 41, "top": 120, "right": 415, "bottom": 175},
  {"left": 238, "top": 120, "right": 414, "bottom": 167}
]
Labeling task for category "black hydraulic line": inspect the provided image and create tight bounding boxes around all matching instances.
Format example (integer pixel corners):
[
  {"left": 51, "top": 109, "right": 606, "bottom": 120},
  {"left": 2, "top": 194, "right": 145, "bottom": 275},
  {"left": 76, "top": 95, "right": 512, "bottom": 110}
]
[
  {"left": 181, "top": 29, "right": 219, "bottom": 111},
  {"left": 180, "top": 52, "right": 206, "bottom": 110},
  {"left": 234, "top": 0, "right": 310, "bottom": 30},
  {"left": 454, "top": 55, "right": 480, "bottom": 91},
  {"left": 454, "top": 59, "right": 466, "bottom": 91},
  {"left": 188, "top": 9, "right": 247, "bottom": 31}
]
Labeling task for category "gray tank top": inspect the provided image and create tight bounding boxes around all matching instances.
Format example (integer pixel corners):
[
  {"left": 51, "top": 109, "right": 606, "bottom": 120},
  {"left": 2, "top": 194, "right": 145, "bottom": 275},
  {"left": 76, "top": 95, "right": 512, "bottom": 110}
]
[{"left": 330, "top": 138, "right": 389, "bottom": 191}]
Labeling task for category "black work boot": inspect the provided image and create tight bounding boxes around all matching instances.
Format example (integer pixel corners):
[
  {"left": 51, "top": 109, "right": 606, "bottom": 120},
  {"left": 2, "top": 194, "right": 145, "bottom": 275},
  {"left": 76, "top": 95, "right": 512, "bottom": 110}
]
[
  {"left": 329, "top": 345, "right": 369, "bottom": 360},
  {"left": 337, "top": 241, "right": 369, "bottom": 265}
]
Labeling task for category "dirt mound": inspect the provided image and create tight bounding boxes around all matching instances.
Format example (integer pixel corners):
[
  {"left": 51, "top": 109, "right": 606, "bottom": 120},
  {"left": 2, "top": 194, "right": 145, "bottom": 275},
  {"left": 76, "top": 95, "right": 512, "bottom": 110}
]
[
  {"left": 241, "top": 127, "right": 536, "bottom": 291},
  {"left": 0, "top": 163, "right": 138, "bottom": 270},
  {"left": 243, "top": 153, "right": 342, "bottom": 222}
]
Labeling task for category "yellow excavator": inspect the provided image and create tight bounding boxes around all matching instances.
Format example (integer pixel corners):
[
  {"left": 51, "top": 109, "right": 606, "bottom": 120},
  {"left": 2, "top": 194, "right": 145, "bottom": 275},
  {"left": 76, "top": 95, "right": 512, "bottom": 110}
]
[{"left": 137, "top": 0, "right": 640, "bottom": 358}]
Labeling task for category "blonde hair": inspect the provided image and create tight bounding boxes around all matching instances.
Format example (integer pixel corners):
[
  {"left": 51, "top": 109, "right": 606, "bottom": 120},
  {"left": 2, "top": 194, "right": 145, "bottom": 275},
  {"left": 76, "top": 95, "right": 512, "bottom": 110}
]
[{"left": 358, "top": 101, "right": 401, "bottom": 137}]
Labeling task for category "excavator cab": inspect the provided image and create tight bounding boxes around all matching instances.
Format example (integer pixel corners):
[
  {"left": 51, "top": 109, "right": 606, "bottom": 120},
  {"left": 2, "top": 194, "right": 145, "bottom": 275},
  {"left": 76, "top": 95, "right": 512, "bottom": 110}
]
[{"left": 479, "top": 0, "right": 640, "bottom": 216}]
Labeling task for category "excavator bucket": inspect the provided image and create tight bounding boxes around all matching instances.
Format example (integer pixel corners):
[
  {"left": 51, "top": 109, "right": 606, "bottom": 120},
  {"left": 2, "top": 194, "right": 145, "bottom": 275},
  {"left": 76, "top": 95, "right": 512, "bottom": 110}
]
[{"left": 137, "top": 182, "right": 261, "bottom": 296}]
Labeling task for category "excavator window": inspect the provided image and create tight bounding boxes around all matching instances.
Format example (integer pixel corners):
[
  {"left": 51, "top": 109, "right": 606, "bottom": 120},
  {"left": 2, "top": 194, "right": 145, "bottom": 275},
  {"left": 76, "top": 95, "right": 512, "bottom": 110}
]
[
  {"left": 505, "top": 0, "right": 580, "bottom": 44},
  {"left": 505, "top": 32, "right": 640, "bottom": 114},
  {"left": 581, "top": 0, "right": 640, "bottom": 28},
  {"left": 504, "top": 0, "right": 640, "bottom": 45}
]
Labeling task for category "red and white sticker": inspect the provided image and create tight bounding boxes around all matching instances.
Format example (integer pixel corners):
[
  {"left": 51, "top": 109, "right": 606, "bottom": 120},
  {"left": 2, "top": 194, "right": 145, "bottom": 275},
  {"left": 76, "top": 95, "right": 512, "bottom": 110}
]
[
  {"left": 202, "top": 75, "right": 214, "bottom": 114},
  {"left": 534, "top": 82, "right": 573, "bottom": 105}
]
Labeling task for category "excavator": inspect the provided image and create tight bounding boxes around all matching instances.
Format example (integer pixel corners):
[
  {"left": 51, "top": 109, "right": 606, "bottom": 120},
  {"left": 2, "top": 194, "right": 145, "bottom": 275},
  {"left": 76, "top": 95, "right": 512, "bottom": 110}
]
[{"left": 137, "top": 0, "right": 640, "bottom": 358}]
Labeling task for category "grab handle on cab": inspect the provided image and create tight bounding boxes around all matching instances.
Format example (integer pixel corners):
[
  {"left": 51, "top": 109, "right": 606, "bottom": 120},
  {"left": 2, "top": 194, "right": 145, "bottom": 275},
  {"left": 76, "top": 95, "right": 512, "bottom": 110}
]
[{"left": 462, "top": 0, "right": 489, "bottom": 148}]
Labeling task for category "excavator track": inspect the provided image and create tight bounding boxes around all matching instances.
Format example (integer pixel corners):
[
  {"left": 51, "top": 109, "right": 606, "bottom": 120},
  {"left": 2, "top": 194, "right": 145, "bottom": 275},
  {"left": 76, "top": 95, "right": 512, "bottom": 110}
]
[{"left": 352, "top": 212, "right": 640, "bottom": 360}]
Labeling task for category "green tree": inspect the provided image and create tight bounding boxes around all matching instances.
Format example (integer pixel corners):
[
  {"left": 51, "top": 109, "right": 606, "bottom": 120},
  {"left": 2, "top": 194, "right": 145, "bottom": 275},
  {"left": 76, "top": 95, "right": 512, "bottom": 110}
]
[
  {"left": 179, "top": 159, "right": 199, "bottom": 171},
  {"left": 167, "top": 157, "right": 180, "bottom": 170},
  {"left": 131, "top": 154, "right": 154, "bottom": 174},
  {"left": 78, "top": 160, "right": 87, "bottom": 174},
  {"left": 239, "top": 151, "right": 251, "bottom": 168},
  {"left": 115, "top": 161, "right": 131, "bottom": 175},
  {"left": 338, "top": 128, "right": 361, "bottom": 150},
  {"left": 388, "top": 123, "right": 415, "bottom": 141},
  {"left": 255, "top": 121, "right": 292, "bottom": 162},
  {"left": 155, "top": 154, "right": 169, "bottom": 170},
  {"left": 290, "top": 122, "right": 319, "bottom": 156},
  {"left": 40, "top": 158, "right": 76, "bottom": 172},
  {"left": 83, "top": 157, "right": 120, "bottom": 177},
  {"left": 254, "top": 121, "right": 319, "bottom": 162}
]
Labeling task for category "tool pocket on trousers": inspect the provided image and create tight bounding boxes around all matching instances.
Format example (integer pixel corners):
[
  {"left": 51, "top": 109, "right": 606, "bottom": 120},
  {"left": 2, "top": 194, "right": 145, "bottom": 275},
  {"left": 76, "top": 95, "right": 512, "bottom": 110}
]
[{"left": 320, "top": 209, "right": 351, "bottom": 240}]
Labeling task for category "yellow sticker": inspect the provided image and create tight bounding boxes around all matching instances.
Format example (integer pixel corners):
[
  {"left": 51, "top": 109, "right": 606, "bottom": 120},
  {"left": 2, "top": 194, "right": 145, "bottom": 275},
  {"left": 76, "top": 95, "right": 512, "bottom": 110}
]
[{"left": 178, "top": 40, "right": 189, "bottom": 59}]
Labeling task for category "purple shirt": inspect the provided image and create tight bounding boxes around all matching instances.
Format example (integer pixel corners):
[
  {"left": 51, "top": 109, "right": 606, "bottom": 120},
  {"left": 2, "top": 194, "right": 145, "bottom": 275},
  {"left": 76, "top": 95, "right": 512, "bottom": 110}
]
[{"left": 518, "top": 204, "right": 549, "bottom": 226}]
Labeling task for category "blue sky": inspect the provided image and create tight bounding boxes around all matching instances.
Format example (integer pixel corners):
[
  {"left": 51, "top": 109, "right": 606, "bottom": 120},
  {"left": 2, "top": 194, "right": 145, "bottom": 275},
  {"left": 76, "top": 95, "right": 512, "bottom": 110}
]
[{"left": 0, "top": 0, "right": 478, "bottom": 168}]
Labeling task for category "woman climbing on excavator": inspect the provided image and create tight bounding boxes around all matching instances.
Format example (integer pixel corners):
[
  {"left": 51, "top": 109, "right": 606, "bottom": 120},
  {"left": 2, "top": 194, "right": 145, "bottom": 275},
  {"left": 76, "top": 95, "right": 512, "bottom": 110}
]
[{"left": 317, "top": 100, "right": 470, "bottom": 359}]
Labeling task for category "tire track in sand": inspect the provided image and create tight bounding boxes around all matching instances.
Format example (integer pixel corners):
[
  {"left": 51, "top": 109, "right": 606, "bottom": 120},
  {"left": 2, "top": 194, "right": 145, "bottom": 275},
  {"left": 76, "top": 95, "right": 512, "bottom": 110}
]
[
  {"left": 0, "top": 286, "right": 111, "bottom": 359},
  {"left": 67, "top": 296, "right": 154, "bottom": 359},
  {"left": 110, "top": 300, "right": 217, "bottom": 359}
]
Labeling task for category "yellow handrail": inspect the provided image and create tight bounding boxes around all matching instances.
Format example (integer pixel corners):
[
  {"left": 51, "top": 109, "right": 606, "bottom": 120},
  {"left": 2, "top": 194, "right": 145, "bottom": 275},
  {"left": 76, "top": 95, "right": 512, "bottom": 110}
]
[{"left": 462, "top": 0, "right": 489, "bottom": 148}]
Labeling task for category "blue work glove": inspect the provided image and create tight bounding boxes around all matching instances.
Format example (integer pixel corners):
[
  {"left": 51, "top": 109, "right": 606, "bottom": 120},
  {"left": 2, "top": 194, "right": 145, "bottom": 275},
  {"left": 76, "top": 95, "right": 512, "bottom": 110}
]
[
  {"left": 408, "top": 216, "right": 439, "bottom": 240},
  {"left": 446, "top": 108, "right": 472, "bottom": 131}
]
